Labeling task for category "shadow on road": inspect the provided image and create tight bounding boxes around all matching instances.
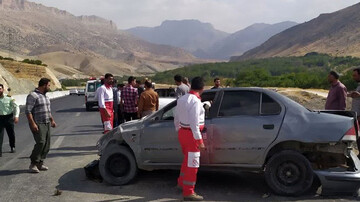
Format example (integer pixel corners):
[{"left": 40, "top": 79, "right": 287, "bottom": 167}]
[
  {"left": 47, "top": 152, "right": 97, "bottom": 158},
  {"left": 76, "top": 125, "right": 103, "bottom": 129},
  {"left": 52, "top": 132, "right": 100, "bottom": 137},
  {"left": 75, "top": 129, "right": 103, "bottom": 133},
  {"left": 56, "top": 108, "right": 87, "bottom": 113},
  {"left": 0, "top": 169, "right": 29, "bottom": 176},
  {"left": 51, "top": 146, "right": 97, "bottom": 151},
  {"left": 55, "top": 168, "right": 355, "bottom": 201}
]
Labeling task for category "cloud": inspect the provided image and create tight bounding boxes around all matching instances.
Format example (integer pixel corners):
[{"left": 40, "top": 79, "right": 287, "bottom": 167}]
[{"left": 30, "top": 0, "right": 359, "bottom": 33}]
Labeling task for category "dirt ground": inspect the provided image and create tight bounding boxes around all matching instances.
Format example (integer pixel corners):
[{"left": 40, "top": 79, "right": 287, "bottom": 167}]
[{"left": 276, "top": 88, "right": 352, "bottom": 111}]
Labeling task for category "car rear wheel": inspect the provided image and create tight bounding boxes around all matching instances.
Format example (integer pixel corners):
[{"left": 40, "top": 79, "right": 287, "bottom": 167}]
[
  {"left": 265, "top": 150, "right": 313, "bottom": 196},
  {"left": 99, "top": 144, "right": 138, "bottom": 185}
]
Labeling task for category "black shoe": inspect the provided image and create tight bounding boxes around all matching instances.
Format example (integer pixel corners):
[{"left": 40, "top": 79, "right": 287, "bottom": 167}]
[{"left": 10, "top": 147, "right": 15, "bottom": 153}]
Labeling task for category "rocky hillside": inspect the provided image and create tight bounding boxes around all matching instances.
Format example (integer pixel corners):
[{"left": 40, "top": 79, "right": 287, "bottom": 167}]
[
  {"left": 0, "top": 0, "right": 197, "bottom": 77},
  {"left": 208, "top": 22, "right": 297, "bottom": 60},
  {"left": 127, "top": 20, "right": 230, "bottom": 58},
  {"left": 0, "top": 60, "right": 61, "bottom": 95},
  {"left": 231, "top": 2, "right": 360, "bottom": 61}
]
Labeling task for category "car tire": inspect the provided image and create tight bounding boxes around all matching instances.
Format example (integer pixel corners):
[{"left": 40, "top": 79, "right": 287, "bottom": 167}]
[
  {"left": 265, "top": 150, "right": 314, "bottom": 196},
  {"left": 99, "top": 144, "right": 138, "bottom": 185},
  {"left": 86, "top": 104, "right": 91, "bottom": 111}
]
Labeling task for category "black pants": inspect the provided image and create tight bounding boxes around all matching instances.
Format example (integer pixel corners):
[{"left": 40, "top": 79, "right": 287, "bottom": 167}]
[
  {"left": 0, "top": 114, "right": 15, "bottom": 153},
  {"left": 117, "top": 105, "right": 125, "bottom": 125},
  {"left": 124, "top": 112, "right": 138, "bottom": 122}
]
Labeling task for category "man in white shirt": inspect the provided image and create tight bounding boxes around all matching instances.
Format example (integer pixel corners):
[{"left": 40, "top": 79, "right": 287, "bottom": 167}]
[
  {"left": 174, "top": 77, "right": 205, "bottom": 201},
  {"left": 98, "top": 73, "right": 114, "bottom": 134}
]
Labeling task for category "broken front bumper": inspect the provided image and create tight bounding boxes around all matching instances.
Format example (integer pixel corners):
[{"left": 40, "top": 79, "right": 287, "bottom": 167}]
[{"left": 314, "top": 151, "right": 360, "bottom": 195}]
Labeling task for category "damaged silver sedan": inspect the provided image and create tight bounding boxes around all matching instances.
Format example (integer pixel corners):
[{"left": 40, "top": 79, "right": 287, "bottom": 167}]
[{"left": 96, "top": 87, "right": 360, "bottom": 196}]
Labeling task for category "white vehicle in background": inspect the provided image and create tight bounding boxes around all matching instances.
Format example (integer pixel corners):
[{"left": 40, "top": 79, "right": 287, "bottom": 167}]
[
  {"left": 69, "top": 88, "right": 78, "bottom": 95},
  {"left": 85, "top": 77, "right": 103, "bottom": 111},
  {"left": 78, "top": 89, "right": 85, "bottom": 96}
]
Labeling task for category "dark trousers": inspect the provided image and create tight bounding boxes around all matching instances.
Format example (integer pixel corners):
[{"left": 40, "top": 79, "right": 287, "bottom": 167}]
[
  {"left": 124, "top": 112, "right": 138, "bottom": 122},
  {"left": 117, "top": 105, "right": 125, "bottom": 126},
  {"left": 0, "top": 114, "right": 15, "bottom": 153},
  {"left": 30, "top": 123, "right": 51, "bottom": 164}
]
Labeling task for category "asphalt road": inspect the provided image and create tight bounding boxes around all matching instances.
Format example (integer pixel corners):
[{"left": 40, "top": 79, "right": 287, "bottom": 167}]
[{"left": 0, "top": 95, "right": 358, "bottom": 201}]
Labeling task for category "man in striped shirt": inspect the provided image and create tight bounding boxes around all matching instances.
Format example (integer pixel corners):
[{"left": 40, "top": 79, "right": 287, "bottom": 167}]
[{"left": 26, "top": 78, "right": 57, "bottom": 173}]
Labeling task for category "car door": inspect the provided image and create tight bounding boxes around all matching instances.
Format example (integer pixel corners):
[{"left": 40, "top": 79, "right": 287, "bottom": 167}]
[
  {"left": 140, "top": 93, "right": 214, "bottom": 165},
  {"left": 210, "top": 90, "right": 285, "bottom": 165},
  {"left": 140, "top": 101, "right": 182, "bottom": 164}
]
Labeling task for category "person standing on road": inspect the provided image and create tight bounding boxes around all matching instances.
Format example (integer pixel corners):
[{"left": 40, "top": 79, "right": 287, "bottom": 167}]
[
  {"left": 26, "top": 78, "right": 57, "bottom": 173},
  {"left": 138, "top": 80, "right": 159, "bottom": 118},
  {"left": 183, "top": 77, "right": 190, "bottom": 88},
  {"left": 325, "top": 71, "right": 347, "bottom": 110},
  {"left": 121, "top": 76, "right": 138, "bottom": 122},
  {"left": 136, "top": 80, "right": 144, "bottom": 98},
  {"left": 174, "top": 74, "right": 189, "bottom": 99},
  {"left": 211, "top": 78, "right": 221, "bottom": 89},
  {"left": 348, "top": 69, "right": 360, "bottom": 114},
  {"left": 0, "top": 84, "right": 20, "bottom": 157},
  {"left": 112, "top": 79, "right": 118, "bottom": 127},
  {"left": 98, "top": 73, "right": 114, "bottom": 134},
  {"left": 115, "top": 83, "right": 125, "bottom": 126},
  {"left": 348, "top": 68, "right": 360, "bottom": 156},
  {"left": 174, "top": 77, "right": 206, "bottom": 201}
]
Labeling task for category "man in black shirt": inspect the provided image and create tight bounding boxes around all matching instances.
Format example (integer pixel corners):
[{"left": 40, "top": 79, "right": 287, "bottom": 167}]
[{"left": 211, "top": 78, "right": 221, "bottom": 89}]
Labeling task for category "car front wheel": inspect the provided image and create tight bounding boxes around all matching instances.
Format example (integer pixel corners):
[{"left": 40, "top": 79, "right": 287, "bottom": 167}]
[
  {"left": 265, "top": 150, "right": 313, "bottom": 196},
  {"left": 99, "top": 144, "right": 138, "bottom": 185}
]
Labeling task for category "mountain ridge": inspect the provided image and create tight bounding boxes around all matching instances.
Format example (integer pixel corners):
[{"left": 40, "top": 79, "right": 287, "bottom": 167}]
[
  {"left": 127, "top": 19, "right": 230, "bottom": 57},
  {"left": 231, "top": 2, "right": 360, "bottom": 61},
  {"left": 0, "top": 0, "right": 198, "bottom": 78},
  {"left": 127, "top": 20, "right": 297, "bottom": 60}
]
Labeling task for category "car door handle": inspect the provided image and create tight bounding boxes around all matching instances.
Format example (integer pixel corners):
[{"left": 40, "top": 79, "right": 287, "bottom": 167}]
[{"left": 263, "top": 124, "right": 274, "bottom": 130}]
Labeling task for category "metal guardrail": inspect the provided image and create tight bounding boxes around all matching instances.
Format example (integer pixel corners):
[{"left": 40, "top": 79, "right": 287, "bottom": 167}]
[{"left": 12, "top": 91, "right": 70, "bottom": 106}]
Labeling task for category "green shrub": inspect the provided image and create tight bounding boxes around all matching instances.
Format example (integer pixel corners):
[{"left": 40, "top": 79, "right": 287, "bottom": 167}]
[
  {"left": 150, "top": 55, "right": 360, "bottom": 90},
  {"left": 3, "top": 57, "right": 14, "bottom": 61}
]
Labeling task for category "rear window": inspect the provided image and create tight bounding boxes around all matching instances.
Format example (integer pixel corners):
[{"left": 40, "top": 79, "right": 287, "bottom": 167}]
[
  {"left": 261, "top": 93, "right": 281, "bottom": 115},
  {"left": 87, "top": 81, "right": 101, "bottom": 92},
  {"left": 155, "top": 88, "right": 175, "bottom": 97}
]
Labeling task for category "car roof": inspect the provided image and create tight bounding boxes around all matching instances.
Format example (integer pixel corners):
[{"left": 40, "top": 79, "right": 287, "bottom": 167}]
[
  {"left": 86, "top": 80, "right": 100, "bottom": 83},
  {"left": 204, "top": 87, "right": 308, "bottom": 112},
  {"left": 204, "top": 87, "right": 266, "bottom": 93}
]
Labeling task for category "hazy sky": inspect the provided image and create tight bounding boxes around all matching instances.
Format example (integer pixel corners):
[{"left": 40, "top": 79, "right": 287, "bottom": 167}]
[{"left": 30, "top": 0, "right": 359, "bottom": 33}]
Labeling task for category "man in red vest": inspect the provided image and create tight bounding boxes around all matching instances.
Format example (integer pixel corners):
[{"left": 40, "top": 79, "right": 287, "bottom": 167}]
[
  {"left": 98, "top": 73, "right": 114, "bottom": 134},
  {"left": 174, "top": 76, "right": 205, "bottom": 201}
]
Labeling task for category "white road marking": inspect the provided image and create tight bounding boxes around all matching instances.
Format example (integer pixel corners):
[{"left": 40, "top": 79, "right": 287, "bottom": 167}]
[
  {"left": 52, "top": 136, "right": 65, "bottom": 149},
  {"left": 75, "top": 112, "right": 81, "bottom": 117}
]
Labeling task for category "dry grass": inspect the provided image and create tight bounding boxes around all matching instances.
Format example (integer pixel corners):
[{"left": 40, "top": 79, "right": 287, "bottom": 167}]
[{"left": 0, "top": 60, "right": 61, "bottom": 90}]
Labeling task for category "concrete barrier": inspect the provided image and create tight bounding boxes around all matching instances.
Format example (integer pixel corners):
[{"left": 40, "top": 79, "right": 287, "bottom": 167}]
[{"left": 12, "top": 91, "right": 70, "bottom": 106}]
